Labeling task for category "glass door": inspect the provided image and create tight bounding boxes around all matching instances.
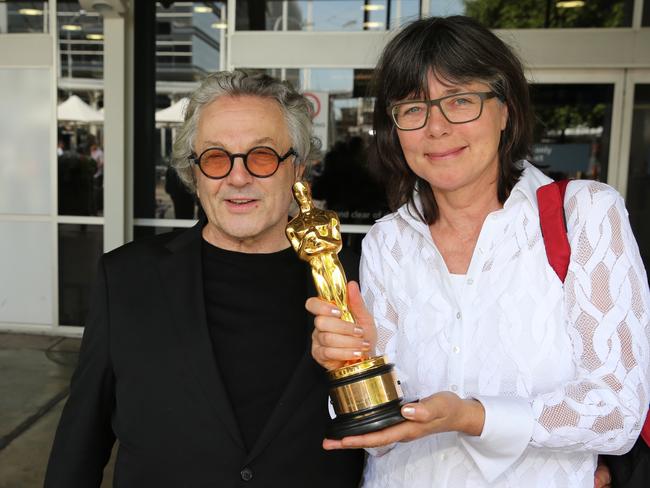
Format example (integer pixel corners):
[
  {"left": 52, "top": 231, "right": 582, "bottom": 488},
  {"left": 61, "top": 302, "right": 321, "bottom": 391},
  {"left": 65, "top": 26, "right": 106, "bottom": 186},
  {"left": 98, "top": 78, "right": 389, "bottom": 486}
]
[
  {"left": 527, "top": 70, "right": 625, "bottom": 186},
  {"left": 620, "top": 70, "right": 650, "bottom": 272}
]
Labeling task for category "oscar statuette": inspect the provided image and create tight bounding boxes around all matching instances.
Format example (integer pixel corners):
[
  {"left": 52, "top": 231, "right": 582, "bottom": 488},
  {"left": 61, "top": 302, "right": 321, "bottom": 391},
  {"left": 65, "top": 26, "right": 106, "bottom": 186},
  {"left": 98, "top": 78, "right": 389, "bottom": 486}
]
[{"left": 286, "top": 181, "right": 405, "bottom": 439}]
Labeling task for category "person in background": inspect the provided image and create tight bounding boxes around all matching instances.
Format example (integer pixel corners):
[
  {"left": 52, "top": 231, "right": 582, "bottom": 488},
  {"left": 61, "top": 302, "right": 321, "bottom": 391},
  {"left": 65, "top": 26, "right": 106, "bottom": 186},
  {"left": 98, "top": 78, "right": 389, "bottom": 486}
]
[
  {"left": 308, "top": 16, "right": 650, "bottom": 488},
  {"left": 90, "top": 142, "right": 104, "bottom": 178},
  {"left": 165, "top": 164, "right": 196, "bottom": 219}
]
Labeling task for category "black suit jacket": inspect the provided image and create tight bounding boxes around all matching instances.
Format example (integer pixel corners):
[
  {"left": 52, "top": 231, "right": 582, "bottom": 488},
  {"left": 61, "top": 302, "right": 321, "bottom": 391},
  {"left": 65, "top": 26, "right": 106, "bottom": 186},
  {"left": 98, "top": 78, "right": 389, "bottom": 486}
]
[{"left": 45, "top": 221, "right": 364, "bottom": 487}]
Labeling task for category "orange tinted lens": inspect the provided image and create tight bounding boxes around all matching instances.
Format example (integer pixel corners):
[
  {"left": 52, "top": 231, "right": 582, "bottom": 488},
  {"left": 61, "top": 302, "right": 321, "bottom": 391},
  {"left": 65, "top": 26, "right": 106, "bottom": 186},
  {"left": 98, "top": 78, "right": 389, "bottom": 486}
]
[
  {"left": 248, "top": 148, "right": 279, "bottom": 176},
  {"left": 201, "top": 149, "right": 231, "bottom": 177}
]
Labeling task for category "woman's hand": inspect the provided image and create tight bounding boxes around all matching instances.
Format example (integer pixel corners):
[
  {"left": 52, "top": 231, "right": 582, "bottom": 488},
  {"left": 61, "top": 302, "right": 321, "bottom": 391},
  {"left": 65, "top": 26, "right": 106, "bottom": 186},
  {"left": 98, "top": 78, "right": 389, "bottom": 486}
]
[
  {"left": 322, "top": 392, "right": 485, "bottom": 450},
  {"left": 593, "top": 457, "right": 611, "bottom": 488},
  {"left": 307, "top": 281, "right": 377, "bottom": 371}
]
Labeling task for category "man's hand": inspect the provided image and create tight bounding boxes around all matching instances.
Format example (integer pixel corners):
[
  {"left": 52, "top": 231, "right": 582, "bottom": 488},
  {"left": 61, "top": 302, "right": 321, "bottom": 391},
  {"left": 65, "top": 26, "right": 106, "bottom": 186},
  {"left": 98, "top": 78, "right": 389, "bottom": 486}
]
[
  {"left": 307, "top": 281, "right": 377, "bottom": 371},
  {"left": 322, "top": 392, "right": 485, "bottom": 450}
]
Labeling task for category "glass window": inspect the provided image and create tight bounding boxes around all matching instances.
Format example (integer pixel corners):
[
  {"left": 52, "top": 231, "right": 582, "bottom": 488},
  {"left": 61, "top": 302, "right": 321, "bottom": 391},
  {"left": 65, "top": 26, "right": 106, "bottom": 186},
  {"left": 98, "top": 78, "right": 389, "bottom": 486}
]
[
  {"left": 233, "top": 0, "right": 634, "bottom": 30},
  {"left": 0, "top": 68, "right": 51, "bottom": 215},
  {"left": 246, "top": 68, "right": 388, "bottom": 226},
  {"left": 530, "top": 84, "right": 614, "bottom": 182},
  {"left": 155, "top": 2, "right": 225, "bottom": 80},
  {"left": 463, "top": 0, "right": 633, "bottom": 28},
  {"left": 134, "top": 1, "right": 225, "bottom": 221},
  {"left": 58, "top": 224, "right": 103, "bottom": 326},
  {"left": 58, "top": 1, "right": 104, "bottom": 79},
  {"left": 57, "top": 134, "right": 103, "bottom": 216},
  {"left": 0, "top": 1, "right": 49, "bottom": 33},
  {"left": 57, "top": 1, "right": 104, "bottom": 216},
  {"left": 643, "top": 0, "right": 650, "bottom": 26},
  {"left": 235, "top": 0, "right": 420, "bottom": 31},
  {"left": 234, "top": 73, "right": 617, "bottom": 227},
  {"left": 625, "top": 84, "right": 650, "bottom": 272}
]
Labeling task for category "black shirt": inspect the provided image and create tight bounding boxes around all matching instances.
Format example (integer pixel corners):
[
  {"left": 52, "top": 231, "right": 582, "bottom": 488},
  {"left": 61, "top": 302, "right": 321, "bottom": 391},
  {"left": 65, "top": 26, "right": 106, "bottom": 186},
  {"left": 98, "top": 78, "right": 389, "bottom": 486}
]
[{"left": 201, "top": 240, "right": 310, "bottom": 451}]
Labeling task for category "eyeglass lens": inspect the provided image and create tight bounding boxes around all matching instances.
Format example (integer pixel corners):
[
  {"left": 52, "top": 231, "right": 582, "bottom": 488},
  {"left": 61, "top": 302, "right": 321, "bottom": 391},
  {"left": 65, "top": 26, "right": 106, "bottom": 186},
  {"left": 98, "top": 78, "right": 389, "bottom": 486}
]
[
  {"left": 393, "top": 93, "right": 484, "bottom": 129},
  {"left": 199, "top": 147, "right": 281, "bottom": 178}
]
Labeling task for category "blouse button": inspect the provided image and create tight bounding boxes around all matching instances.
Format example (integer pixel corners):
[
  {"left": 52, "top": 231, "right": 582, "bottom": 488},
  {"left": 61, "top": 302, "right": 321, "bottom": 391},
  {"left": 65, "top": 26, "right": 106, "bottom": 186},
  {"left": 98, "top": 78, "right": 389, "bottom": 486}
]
[
  {"left": 456, "top": 312, "right": 462, "bottom": 320},
  {"left": 452, "top": 346, "right": 460, "bottom": 354},
  {"left": 450, "top": 384, "right": 458, "bottom": 392},
  {"left": 467, "top": 278, "right": 474, "bottom": 285}
]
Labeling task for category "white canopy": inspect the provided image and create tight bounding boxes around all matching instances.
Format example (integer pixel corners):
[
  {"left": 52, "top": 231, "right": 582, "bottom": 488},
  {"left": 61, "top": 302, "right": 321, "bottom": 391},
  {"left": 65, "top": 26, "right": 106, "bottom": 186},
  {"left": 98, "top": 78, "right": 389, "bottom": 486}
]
[
  {"left": 155, "top": 98, "right": 189, "bottom": 124},
  {"left": 57, "top": 95, "right": 103, "bottom": 123}
]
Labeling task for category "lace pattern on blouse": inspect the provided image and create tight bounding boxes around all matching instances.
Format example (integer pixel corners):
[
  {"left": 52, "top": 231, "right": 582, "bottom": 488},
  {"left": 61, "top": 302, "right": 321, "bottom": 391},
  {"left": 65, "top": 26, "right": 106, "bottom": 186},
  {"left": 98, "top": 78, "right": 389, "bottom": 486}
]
[{"left": 360, "top": 173, "right": 650, "bottom": 485}]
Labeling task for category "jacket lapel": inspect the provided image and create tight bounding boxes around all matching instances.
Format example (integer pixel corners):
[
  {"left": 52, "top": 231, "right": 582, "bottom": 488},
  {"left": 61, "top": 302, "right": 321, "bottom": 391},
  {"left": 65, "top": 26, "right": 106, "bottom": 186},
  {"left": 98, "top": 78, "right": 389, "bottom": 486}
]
[
  {"left": 246, "top": 270, "right": 322, "bottom": 462},
  {"left": 158, "top": 220, "right": 245, "bottom": 450}
]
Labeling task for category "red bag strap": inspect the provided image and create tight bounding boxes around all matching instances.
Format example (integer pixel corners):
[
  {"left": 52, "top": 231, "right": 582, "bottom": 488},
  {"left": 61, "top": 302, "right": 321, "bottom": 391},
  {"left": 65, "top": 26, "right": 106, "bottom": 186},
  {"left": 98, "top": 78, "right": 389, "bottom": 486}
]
[
  {"left": 537, "top": 180, "right": 571, "bottom": 283},
  {"left": 642, "top": 415, "right": 650, "bottom": 446},
  {"left": 537, "top": 180, "right": 650, "bottom": 446}
]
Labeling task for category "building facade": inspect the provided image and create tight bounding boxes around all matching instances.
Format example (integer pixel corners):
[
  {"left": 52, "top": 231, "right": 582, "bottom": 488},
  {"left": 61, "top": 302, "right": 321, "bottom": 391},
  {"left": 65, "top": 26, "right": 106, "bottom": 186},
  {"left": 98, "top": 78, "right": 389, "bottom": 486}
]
[{"left": 1, "top": 0, "right": 649, "bottom": 334}]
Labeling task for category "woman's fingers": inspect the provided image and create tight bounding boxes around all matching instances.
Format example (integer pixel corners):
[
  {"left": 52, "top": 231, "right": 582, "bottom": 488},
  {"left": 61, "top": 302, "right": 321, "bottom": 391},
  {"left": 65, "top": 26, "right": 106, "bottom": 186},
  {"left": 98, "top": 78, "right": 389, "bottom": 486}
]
[
  {"left": 305, "top": 296, "right": 343, "bottom": 318},
  {"left": 312, "top": 329, "right": 369, "bottom": 360},
  {"left": 312, "top": 313, "right": 364, "bottom": 337},
  {"left": 347, "top": 281, "right": 373, "bottom": 326},
  {"left": 326, "top": 421, "right": 419, "bottom": 449},
  {"left": 348, "top": 281, "right": 377, "bottom": 353},
  {"left": 316, "top": 329, "right": 370, "bottom": 350},
  {"left": 594, "top": 457, "right": 611, "bottom": 488},
  {"left": 307, "top": 281, "right": 378, "bottom": 369},
  {"left": 322, "top": 438, "right": 344, "bottom": 450}
]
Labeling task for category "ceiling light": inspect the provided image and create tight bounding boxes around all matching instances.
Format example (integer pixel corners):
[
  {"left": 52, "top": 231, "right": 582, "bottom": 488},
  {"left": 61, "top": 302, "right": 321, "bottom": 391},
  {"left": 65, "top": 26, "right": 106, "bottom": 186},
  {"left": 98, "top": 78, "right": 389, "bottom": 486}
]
[
  {"left": 362, "top": 4, "right": 385, "bottom": 11},
  {"left": 62, "top": 24, "right": 82, "bottom": 32},
  {"left": 211, "top": 22, "right": 227, "bottom": 29},
  {"left": 363, "top": 21, "right": 383, "bottom": 29},
  {"left": 556, "top": 1, "right": 585, "bottom": 7},
  {"left": 194, "top": 6, "right": 212, "bottom": 13},
  {"left": 19, "top": 8, "right": 43, "bottom": 15},
  {"left": 86, "top": 34, "right": 104, "bottom": 40}
]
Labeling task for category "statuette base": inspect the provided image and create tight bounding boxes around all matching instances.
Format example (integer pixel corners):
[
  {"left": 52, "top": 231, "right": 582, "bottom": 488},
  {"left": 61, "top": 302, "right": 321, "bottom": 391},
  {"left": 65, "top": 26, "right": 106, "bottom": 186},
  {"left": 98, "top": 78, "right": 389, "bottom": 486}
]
[
  {"left": 326, "top": 356, "right": 406, "bottom": 439},
  {"left": 327, "top": 399, "right": 405, "bottom": 439}
]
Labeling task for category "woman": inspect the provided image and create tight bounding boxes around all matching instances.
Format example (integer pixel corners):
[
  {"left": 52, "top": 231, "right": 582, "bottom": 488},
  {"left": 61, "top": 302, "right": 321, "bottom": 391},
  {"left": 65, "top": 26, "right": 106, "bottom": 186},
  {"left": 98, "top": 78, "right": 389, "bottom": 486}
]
[{"left": 308, "top": 16, "right": 650, "bottom": 487}]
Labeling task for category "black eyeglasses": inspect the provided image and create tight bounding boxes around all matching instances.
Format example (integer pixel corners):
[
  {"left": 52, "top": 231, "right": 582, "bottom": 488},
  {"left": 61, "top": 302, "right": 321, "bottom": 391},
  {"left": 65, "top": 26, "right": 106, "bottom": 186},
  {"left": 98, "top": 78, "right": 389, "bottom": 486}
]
[
  {"left": 189, "top": 146, "right": 296, "bottom": 179},
  {"left": 390, "top": 92, "right": 499, "bottom": 130}
]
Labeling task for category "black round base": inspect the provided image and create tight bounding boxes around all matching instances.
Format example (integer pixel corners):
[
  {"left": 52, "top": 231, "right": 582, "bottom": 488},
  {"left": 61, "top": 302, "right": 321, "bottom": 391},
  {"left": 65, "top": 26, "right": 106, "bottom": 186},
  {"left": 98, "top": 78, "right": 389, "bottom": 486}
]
[{"left": 327, "top": 399, "right": 405, "bottom": 440}]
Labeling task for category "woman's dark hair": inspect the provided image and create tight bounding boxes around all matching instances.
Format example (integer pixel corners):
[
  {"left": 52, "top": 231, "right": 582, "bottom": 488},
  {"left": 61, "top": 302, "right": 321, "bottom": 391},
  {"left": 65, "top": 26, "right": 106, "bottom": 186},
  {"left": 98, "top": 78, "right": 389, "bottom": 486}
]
[{"left": 370, "top": 15, "right": 533, "bottom": 224}]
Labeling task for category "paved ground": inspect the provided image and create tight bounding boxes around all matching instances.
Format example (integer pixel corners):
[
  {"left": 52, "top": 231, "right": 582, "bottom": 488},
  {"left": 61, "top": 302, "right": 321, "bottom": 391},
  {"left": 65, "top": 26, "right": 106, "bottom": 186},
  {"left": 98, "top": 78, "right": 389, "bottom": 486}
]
[{"left": 0, "top": 333, "right": 114, "bottom": 487}]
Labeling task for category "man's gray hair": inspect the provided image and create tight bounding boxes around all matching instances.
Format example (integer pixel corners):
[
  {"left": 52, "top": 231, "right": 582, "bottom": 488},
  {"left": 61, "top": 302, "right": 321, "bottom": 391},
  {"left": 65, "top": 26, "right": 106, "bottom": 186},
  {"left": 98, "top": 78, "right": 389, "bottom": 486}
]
[{"left": 171, "top": 69, "right": 320, "bottom": 192}]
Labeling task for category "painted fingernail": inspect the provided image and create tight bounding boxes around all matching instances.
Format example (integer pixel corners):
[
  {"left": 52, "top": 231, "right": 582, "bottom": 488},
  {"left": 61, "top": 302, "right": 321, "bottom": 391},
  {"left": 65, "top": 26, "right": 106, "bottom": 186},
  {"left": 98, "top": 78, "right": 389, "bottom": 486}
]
[
  {"left": 402, "top": 406, "right": 416, "bottom": 418},
  {"left": 361, "top": 341, "right": 371, "bottom": 349},
  {"left": 331, "top": 308, "right": 341, "bottom": 316},
  {"left": 352, "top": 351, "right": 362, "bottom": 357},
  {"left": 353, "top": 327, "right": 363, "bottom": 336}
]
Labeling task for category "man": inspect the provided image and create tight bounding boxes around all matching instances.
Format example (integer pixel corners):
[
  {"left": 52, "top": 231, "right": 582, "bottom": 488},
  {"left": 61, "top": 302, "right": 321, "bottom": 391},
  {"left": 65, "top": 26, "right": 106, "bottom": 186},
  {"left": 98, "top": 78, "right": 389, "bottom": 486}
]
[{"left": 45, "top": 71, "right": 363, "bottom": 487}]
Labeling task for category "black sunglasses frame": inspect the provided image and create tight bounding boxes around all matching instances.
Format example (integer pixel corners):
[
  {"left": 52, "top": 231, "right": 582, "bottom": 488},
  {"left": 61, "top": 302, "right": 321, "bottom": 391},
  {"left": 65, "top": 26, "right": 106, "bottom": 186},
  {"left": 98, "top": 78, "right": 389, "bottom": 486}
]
[{"left": 188, "top": 145, "right": 297, "bottom": 179}]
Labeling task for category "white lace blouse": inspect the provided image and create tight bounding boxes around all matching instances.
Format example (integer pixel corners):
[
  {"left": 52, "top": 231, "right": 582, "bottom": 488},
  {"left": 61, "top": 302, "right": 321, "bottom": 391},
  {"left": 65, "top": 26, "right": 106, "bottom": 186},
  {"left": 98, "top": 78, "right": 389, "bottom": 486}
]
[{"left": 359, "top": 162, "right": 650, "bottom": 487}]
